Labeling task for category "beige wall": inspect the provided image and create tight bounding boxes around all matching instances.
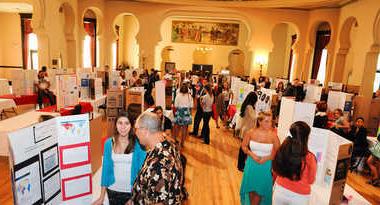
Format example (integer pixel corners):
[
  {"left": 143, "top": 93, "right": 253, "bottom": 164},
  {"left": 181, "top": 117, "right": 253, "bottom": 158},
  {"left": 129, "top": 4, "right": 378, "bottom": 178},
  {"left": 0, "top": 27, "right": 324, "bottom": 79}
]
[
  {"left": 0, "top": 12, "right": 22, "bottom": 67},
  {"left": 267, "top": 23, "right": 296, "bottom": 78}
]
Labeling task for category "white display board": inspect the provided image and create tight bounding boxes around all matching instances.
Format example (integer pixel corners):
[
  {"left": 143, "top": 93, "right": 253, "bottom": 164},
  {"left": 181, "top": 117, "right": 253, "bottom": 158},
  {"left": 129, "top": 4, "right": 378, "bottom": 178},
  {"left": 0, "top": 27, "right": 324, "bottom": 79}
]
[
  {"left": 328, "top": 82, "right": 343, "bottom": 91},
  {"left": 255, "top": 88, "right": 275, "bottom": 114},
  {"left": 56, "top": 75, "right": 79, "bottom": 109},
  {"left": 327, "top": 91, "right": 353, "bottom": 112},
  {"left": 304, "top": 84, "right": 322, "bottom": 103},
  {"left": 278, "top": 97, "right": 316, "bottom": 143},
  {"left": 155, "top": 80, "right": 166, "bottom": 109},
  {"left": 230, "top": 76, "right": 241, "bottom": 105},
  {"left": 8, "top": 114, "right": 92, "bottom": 205},
  {"left": 309, "top": 130, "right": 353, "bottom": 205},
  {"left": 0, "top": 78, "right": 11, "bottom": 96},
  {"left": 108, "top": 71, "right": 120, "bottom": 89}
]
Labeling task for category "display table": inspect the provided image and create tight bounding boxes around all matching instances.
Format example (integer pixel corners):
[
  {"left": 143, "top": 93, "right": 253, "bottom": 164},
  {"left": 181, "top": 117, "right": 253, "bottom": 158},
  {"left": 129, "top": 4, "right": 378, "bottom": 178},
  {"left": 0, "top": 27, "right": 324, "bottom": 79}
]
[
  {"left": 0, "top": 110, "right": 59, "bottom": 156},
  {"left": 0, "top": 94, "right": 52, "bottom": 105},
  {"left": 0, "top": 98, "right": 16, "bottom": 110},
  {"left": 81, "top": 95, "right": 107, "bottom": 111}
]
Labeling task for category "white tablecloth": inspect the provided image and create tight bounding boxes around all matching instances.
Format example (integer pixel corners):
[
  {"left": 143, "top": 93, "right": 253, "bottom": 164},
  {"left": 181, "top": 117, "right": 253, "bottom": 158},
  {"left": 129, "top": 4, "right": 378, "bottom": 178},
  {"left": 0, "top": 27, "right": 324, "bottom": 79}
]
[
  {"left": 0, "top": 110, "right": 59, "bottom": 156},
  {"left": 0, "top": 98, "right": 16, "bottom": 112},
  {"left": 81, "top": 95, "right": 107, "bottom": 110},
  {"left": 343, "top": 184, "right": 370, "bottom": 205}
]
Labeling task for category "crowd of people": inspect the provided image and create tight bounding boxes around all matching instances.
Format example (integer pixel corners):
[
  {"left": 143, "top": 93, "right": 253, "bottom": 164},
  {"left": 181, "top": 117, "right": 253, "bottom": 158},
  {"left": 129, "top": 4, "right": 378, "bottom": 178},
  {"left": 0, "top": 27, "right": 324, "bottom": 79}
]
[{"left": 89, "top": 69, "right": 380, "bottom": 204}]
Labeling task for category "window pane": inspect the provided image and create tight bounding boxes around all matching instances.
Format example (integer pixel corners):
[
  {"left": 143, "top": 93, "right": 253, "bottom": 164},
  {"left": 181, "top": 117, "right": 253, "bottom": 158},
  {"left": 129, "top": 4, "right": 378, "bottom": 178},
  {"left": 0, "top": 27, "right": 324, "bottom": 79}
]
[
  {"left": 112, "top": 42, "right": 117, "bottom": 70},
  {"left": 377, "top": 54, "right": 380, "bottom": 72},
  {"left": 289, "top": 54, "right": 296, "bottom": 81},
  {"left": 316, "top": 49, "right": 328, "bottom": 86},
  {"left": 83, "top": 35, "right": 92, "bottom": 68},
  {"left": 374, "top": 73, "right": 380, "bottom": 92}
]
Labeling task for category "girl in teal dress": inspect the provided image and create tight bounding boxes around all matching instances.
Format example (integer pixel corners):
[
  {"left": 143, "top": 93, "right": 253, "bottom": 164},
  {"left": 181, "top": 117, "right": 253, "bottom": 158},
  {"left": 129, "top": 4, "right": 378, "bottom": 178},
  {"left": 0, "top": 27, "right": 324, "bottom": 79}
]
[{"left": 240, "top": 111, "right": 280, "bottom": 205}]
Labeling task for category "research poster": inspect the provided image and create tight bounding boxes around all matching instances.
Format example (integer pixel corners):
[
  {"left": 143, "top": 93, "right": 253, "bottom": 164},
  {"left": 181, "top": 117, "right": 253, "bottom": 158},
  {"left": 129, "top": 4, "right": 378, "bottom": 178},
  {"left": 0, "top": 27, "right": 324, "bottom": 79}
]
[
  {"left": 8, "top": 114, "right": 92, "bottom": 205},
  {"left": 255, "top": 88, "right": 274, "bottom": 113},
  {"left": 155, "top": 80, "right": 166, "bottom": 109},
  {"left": 304, "top": 84, "right": 322, "bottom": 103}
]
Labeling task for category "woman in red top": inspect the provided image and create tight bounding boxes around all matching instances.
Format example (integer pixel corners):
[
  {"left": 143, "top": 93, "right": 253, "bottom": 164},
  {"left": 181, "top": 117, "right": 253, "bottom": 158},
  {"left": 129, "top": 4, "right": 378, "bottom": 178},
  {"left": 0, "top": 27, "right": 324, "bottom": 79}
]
[{"left": 272, "top": 121, "right": 317, "bottom": 205}]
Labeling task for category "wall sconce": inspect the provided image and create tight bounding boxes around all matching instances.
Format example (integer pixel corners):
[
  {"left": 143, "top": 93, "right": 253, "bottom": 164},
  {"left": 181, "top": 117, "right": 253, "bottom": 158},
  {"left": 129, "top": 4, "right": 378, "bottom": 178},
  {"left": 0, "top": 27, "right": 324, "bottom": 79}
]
[{"left": 255, "top": 54, "right": 267, "bottom": 77}]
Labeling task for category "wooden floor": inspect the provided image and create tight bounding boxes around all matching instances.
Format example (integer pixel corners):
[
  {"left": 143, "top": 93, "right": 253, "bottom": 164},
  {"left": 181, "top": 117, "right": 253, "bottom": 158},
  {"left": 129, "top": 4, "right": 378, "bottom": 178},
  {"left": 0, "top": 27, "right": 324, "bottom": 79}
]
[{"left": 0, "top": 107, "right": 379, "bottom": 204}]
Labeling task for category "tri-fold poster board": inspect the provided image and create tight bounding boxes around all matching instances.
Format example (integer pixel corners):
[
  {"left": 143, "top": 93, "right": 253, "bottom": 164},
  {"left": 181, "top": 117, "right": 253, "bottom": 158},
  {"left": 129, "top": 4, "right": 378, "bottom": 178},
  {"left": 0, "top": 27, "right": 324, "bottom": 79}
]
[
  {"left": 278, "top": 97, "right": 316, "bottom": 143},
  {"left": 8, "top": 114, "right": 92, "bottom": 205}
]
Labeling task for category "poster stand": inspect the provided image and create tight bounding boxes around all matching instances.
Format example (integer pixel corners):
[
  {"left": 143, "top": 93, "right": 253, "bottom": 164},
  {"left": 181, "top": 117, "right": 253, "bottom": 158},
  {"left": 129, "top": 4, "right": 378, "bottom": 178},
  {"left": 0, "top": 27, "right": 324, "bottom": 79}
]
[{"left": 8, "top": 114, "right": 92, "bottom": 205}]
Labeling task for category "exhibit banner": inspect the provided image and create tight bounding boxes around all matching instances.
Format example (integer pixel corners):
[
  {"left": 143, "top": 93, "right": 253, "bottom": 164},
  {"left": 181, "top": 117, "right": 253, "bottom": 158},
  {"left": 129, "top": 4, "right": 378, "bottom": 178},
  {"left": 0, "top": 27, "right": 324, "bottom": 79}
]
[
  {"left": 8, "top": 114, "right": 92, "bottom": 205},
  {"left": 155, "top": 80, "right": 166, "bottom": 109}
]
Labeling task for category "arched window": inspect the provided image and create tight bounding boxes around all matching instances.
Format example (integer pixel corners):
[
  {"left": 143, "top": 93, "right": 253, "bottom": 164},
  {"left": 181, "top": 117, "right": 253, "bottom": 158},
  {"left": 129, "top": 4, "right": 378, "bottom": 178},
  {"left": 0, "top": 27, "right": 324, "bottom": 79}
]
[
  {"left": 83, "top": 35, "right": 92, "bottom": 68},
  {"left": 374, "top": 54, "right": 380, "bottom": 92}
]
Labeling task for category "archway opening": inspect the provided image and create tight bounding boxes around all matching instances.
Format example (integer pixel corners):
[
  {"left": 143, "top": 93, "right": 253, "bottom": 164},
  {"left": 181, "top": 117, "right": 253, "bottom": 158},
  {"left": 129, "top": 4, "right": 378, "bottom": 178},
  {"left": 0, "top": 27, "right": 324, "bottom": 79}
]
[
  {"left": 59, "top": 2, "right": 76, "bottom": 69},
  {"left": 311, "top": 22, "right": 331, "bottom": 85},
  {"left": 155, "top": 15, "right": 250, "bottom": 76},
  {"left": 82, "top": 9, "right": 99, "bottom": 68},
  {"left": 112, "top": 13, "right": 139, "bottom": 70}
]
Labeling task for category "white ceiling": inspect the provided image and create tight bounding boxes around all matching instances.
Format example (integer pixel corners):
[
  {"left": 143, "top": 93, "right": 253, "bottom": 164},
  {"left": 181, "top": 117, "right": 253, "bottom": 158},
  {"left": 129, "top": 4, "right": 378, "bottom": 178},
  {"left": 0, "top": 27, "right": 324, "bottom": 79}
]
[
  {"left": 0, "top": 2, "right": 32, "bottom": 13},
  {"left": 116, "top": 0, "right": 357, "bottom": 10}
]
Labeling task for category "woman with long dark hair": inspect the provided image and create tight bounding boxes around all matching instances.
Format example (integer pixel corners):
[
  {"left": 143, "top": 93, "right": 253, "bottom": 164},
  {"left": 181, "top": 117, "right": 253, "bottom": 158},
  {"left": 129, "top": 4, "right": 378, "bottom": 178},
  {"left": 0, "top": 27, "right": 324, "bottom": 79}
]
[
  {"left": 200, "top": 84, "right": 214, "bottom": 144},
  {"left": 240, "top": 112, "right": 280, "bottom": 205},
  {"left": 272, "top": 121, "right": 317, "bottom": 205},
  {"left": 239, "top": 92, "right": 258, "bottom": 138},
  {"left": 93, "top": 112, "right": 146, "bottom": 205}
]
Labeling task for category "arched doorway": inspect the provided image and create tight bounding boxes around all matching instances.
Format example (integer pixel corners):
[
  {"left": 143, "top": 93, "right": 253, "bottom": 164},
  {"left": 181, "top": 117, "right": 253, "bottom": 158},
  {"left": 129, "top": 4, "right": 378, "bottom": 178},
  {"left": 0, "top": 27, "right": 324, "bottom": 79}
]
[
  {"left": 59, "top": 2, "right": 76, "bottom": 69},
  {"left": 310, "top": 22, "right": 331, "bottom": 85},
  {"left": 112, "top": 13, "right": 139, "bottom": 70},
  {"left": 228, "top": 49, "right": 244, "bottom": 76},
  {"left": 267, "top": 23, "right": 298, "bottom": 80}
]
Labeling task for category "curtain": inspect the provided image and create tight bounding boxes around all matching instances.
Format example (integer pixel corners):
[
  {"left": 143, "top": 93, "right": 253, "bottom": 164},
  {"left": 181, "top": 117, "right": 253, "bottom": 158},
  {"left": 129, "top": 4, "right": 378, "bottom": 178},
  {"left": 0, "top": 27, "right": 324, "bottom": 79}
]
[
  {"left": 84, "top": 21, "right": 96, "bottom": 67},
  {"left": 311, "top": 32, "right": 330, "bottom": 79},
  {"left": 23, "top": 19, "right": 33, "bottom": 69},
  {"left": 287, "top": 34, "right": 297, "bottom": 79},
  {"left": 115, "top": 25, "right": 120, "bottom": 68}
]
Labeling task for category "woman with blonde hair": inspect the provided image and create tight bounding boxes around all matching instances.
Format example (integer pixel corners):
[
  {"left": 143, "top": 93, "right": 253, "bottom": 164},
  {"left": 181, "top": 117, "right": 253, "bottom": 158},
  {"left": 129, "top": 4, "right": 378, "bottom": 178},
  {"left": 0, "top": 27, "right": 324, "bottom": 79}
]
[{"left": 240, "top": 111, "right": 280, "bottom": 205}]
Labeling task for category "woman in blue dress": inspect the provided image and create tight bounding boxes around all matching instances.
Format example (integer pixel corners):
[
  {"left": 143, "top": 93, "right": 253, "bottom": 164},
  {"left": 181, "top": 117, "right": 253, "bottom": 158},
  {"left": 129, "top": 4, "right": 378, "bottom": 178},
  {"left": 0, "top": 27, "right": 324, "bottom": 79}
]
[{"left": 240, "top": 111, "right": 280, "bottom": 205}]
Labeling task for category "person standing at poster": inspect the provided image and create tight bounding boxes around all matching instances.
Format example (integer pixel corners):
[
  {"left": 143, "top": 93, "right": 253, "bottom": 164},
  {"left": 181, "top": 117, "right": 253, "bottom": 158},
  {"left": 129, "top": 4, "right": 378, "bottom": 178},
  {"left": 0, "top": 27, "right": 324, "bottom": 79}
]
[
  {"left": 190, "top": 78, "right": 207, "bottom": 137},
  {"left": 240, "top": 112, "right": 280, "bottom": 205},
  {"left": 272, "top": 121, "right": 317, "bottom": 205},
  {"left": 130, "top": 112, "right": 184, "bottom": 204},
  {"left": 93, "top": 112, "right": 146, "bottom": 205},
  {"left": 34, "top": 66, "right": 56, "bottom": 109},
  {"left": 200, "top": 85, "right": 214, "bottom": 145}
]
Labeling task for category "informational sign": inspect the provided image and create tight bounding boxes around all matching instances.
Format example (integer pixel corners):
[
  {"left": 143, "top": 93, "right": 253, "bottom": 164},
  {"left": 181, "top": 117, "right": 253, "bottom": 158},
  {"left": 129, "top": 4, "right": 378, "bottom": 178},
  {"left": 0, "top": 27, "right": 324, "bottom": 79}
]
[
  {"left": 304, "top": 84, "right": 322, "bottom": 103},
  {"left": 8, "top": 114, "right": 92, "bottom": 205},
  {"left": 155, "top": 80, "right": 166, "bottom": 109},
  {"left": 255, "top": 88, "right": 274, "bottom": 114},
  {"left": 56, "top": 75, "right": 79, "bottom": 110},
  {"left": 277, "top": 97, "right": 316, "bottom": 143}
]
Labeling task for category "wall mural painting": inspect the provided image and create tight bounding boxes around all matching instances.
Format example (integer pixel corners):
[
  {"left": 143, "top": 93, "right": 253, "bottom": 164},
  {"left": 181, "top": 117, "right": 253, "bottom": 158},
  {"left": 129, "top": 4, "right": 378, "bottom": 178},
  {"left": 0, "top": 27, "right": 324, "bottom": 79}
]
[{"left": 171, "top": 21, "right": 240, "bottom": 46}]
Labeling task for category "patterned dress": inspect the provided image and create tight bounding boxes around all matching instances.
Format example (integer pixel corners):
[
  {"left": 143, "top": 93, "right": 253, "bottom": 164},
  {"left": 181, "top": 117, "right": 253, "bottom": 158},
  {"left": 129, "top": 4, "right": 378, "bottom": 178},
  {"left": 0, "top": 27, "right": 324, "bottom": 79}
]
[{"left": 131, "top": 140, "right": 184, "bottom": 205}]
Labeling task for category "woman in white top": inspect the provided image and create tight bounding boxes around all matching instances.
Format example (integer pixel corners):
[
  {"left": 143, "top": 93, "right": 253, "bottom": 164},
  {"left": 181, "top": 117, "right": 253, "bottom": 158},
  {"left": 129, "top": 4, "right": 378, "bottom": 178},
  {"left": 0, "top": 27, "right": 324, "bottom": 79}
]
[
  {"left": 240, "top": 111, "right": 280, "bottom": 205},
  {"left": 201, "top": 85, "right": 214, "bottom": 144},
  {"left": 93, "top": 112, "right": 146, "bottom": 205},
  {"left": 174, "top": 83, "right": 193, "bottom": 147}
]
